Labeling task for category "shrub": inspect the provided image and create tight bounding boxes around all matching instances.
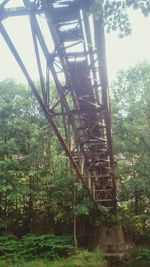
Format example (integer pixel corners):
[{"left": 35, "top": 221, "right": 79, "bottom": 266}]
[
  {"left": 0, "top": 250, "right": 106, "bottom": 267},
  {"left": 51, "top": 250, "right": 105, "bottom": 267},
  {"left": 129, "top": 248, "right": 150, "bottom": 267},
  {"left": 0, "top": 234, "right": 75, "bottom": 262},
  {"left": 131, "top": 215, "right": 150, "bottom": 244}
]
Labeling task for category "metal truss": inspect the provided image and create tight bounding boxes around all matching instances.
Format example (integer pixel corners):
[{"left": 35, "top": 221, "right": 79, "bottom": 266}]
[{"left": 0, "top": 0, "right": 116, "bottom": 212}]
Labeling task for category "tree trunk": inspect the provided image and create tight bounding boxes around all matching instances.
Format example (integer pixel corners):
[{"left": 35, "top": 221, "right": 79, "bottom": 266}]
[{"left": 73, "top": 177, "right": 78, "bottom": 247}]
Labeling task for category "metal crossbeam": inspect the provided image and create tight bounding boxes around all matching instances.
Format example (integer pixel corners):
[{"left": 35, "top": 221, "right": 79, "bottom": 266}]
[{"left": 0, "top": 0, "right": 116, "bottom": 212}]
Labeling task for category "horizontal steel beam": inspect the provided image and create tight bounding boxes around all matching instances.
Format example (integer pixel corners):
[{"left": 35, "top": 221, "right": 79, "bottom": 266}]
[{"left": 0, "top": 7, "right": 44, "bottom": 20}]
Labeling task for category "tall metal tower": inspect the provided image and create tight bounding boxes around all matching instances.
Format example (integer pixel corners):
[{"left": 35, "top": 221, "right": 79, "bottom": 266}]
[{"left": 0, "top": 0, "right": 116, "bottom": 212}]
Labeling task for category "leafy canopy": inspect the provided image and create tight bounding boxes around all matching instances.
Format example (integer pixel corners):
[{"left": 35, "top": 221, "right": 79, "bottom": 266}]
[
  {"left": 92, "top": 0, "right": 150, "bottom": 37},
  {"left": 111, "top": 62, "right": 150, "bottom": 216}
]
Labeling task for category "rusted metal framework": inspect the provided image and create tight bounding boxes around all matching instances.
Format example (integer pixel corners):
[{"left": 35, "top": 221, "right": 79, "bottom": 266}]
[{"left": 0, "top": 0, "right": 116, "bottom": 211}]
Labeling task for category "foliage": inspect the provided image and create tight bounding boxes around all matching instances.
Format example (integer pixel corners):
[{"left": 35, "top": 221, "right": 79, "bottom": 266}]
[
  {"left": 0, "top": 261, "right": 8, "bottom": 267},
  {"left": 0, "top": 234, "right": 75, "bottom": 262},
  {"left": 0, "top": 250, "right": 105, "bottom": 267},
  {"left": 1, "top": 60, "right": 150, "bottom": 247},
  {"left": 56, "top": 250, "right": 105, "bottom": 267},
  {"left": 0, "top": 79, "right": 99, "bottom": 244},
  {"left": 92, "top": 0, "right": 150, "bottom": 37},
  {"left": 111, "top": 62, "right": 150, "bottom": 216},
  {"left": 131, "top": 215, "right": 150, "bottom": 243},
  {"left": 129, "top": 248, "right": 150, "bottom": 267},
  {"left": 0, "top": 80, "right": 75, "bottom": 236}
]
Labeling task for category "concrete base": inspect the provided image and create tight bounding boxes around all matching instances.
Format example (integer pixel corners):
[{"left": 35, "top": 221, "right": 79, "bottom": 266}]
[{"left": 97, "top": 225, "right": 132, "bottom": 259}]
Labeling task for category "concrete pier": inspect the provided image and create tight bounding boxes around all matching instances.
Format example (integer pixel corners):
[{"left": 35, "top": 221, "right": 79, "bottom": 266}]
[{"left": 97, "top": 225, "right": 132, "bottom": 258}]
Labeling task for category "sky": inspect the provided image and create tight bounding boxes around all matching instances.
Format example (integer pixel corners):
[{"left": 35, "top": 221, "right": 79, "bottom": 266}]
[
  {"left": 106, "top": 10, "right": 150, "bottom": 82},
  {"left": 0, "top": 3, "right": 150, "bottom": 84}
]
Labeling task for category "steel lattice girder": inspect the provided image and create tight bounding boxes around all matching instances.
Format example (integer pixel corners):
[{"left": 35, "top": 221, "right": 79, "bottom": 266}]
[{"left": 0, "top": 0, "right": 116, "bottom": 212}]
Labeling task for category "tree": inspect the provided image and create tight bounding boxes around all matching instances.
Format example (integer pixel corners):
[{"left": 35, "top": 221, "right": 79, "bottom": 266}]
[
  {"left": 92, "top": 0, "right": 150, "bottom": 37},
  {"left": 0, "top": 79, "right": 76, "bottom": 236},
  {"left": 111, "top": 62, "right": 150, "bottom": 215}
]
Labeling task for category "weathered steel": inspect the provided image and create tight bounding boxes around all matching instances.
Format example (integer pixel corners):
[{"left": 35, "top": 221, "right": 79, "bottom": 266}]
[
  {"left": 0, "top": 0, "right": 117, "bottom": 212},
  {"left": 0, "top": 20, "right": 98, "bottom": 209}
]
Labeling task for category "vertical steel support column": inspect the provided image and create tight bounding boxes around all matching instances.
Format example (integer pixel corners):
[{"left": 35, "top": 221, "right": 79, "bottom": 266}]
[{"left": 94, "top": 17, "right": 117, "bottom": 211}]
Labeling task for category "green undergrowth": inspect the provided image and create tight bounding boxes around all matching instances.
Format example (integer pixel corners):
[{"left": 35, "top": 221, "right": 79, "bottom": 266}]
[
  {"left": 0, "top": 250, "right": 106, "bottom": 267},
  {"left": 0, "top": 234, "right": 75, "bottom": 262},
  {"left": 129, "top": 248, "right": 150, "bottom": 267}
]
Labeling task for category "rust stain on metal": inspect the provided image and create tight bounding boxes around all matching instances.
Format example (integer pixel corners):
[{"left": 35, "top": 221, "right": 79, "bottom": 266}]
[{"left": 0, "top": 0, "right": 116, "bottom": 213}]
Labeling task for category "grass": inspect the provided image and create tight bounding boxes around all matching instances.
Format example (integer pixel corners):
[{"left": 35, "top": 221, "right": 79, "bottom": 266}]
[{"left": 0, "top": 250, "right": 106, "bottom": 267}]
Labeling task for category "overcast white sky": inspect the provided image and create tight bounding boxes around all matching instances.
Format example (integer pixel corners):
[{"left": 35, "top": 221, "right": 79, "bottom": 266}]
[
  {"left": 106, "top": 10, "right": 150, "bottom": 82},
  {"left": 0, "top": 4, "right": 150, "bottom": 84}
]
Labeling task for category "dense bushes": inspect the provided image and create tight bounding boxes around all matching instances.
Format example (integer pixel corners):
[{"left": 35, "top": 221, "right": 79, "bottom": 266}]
[
  {"left": 0, "top": 250, "right": 105, "bottom": 267},
  {"left": 0, "top": 80, "right": 75, "bottom": 237},
  {"left": 0, "top": 234, "right": 106, "bottom": 267},
  {"left": 0, "top": 235, "right": 75, "bottom": 262},
  {"left": 131, "top": 215, "right": 150, "bottom": 244},
  {"left": 129, "top": 248, "right": 150, "bottom": 267}
]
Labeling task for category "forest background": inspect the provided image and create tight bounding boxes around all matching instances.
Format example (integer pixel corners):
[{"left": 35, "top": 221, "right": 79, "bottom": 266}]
[
  {"left": 0, "top": 0, "right": 150, "bottom": 265},
  {"left": 0, "top": 62, "right": 150, "bottom": 245}
]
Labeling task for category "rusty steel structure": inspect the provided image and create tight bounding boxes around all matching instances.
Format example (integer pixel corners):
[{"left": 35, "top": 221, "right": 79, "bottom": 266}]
[{"left": 0, "top": 0, "right": 116, "bottom": 212}]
